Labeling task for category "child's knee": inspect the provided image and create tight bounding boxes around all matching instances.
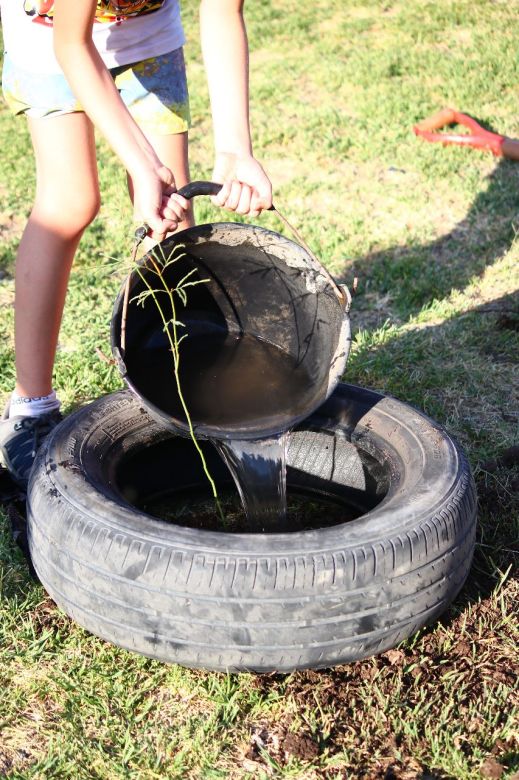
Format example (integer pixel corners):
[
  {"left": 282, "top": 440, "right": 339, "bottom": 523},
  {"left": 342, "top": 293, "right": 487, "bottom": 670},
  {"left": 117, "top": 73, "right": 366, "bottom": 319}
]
[
  {"left": 34, "top": 190, "right": 101, "bottom": 236},
  {"left": 74, "top": 192, "right": 102, "bottom": 231}
]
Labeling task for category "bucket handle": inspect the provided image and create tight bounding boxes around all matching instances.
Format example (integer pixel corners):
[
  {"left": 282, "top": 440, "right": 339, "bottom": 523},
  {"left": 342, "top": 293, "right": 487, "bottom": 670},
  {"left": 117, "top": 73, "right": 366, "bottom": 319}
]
[{"left": 136, "top": 180, "right": 349, "bottom": 308}]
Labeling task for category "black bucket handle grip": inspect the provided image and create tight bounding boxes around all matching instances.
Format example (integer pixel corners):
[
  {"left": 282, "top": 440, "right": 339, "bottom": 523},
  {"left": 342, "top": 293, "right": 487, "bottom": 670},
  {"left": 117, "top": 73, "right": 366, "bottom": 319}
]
[
  {"left": 134, "top": 180, "right": 273, "bottom": 240},
  {"left": 178, "top": 180, "right": 221, "bottom": 199},
  {"left": 177, "top": 180, "right": 277, "bottom": 207}
]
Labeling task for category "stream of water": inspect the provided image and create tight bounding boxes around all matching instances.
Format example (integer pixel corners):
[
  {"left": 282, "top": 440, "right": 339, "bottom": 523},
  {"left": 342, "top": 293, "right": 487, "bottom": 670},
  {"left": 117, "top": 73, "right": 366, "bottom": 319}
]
[{"left": 213, "top": 433, "right": 289, "bottom": 532}]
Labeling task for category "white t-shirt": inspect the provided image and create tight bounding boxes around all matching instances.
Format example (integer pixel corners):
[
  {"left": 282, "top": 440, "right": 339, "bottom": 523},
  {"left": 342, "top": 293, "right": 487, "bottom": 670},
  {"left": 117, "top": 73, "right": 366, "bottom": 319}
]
[{"left": 1, "top": 0, "right": 185, "bottom": 74}]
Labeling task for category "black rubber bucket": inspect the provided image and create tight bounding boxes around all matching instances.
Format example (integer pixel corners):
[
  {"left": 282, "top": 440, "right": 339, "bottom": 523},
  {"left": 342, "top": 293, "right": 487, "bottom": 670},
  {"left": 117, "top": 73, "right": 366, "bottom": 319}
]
[{"left": 111, "top": 182, "right": 351, "bottom": 440}]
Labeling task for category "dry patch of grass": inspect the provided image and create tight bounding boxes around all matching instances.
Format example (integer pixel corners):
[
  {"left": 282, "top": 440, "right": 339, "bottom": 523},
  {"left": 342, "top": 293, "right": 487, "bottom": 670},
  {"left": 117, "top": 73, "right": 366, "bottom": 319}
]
[
  {"left": 0, "top": 211, "right": 25, "bottom": 245},
  {"left": 225, "top": 580, "right": 518, "bottom": 779}
]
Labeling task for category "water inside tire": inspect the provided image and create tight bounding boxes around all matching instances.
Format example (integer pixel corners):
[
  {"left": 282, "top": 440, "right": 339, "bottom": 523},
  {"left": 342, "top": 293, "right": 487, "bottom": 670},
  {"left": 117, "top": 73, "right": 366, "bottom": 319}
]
[{"left": 113, "top": 430, "right": 389, "bottom": 534}]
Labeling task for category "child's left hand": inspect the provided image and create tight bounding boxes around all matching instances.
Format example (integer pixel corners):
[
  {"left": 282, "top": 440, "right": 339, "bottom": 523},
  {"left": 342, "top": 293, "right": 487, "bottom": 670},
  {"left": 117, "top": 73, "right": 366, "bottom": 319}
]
[{"left": 211, "top": 152, "right": 272, "bottom": 217}]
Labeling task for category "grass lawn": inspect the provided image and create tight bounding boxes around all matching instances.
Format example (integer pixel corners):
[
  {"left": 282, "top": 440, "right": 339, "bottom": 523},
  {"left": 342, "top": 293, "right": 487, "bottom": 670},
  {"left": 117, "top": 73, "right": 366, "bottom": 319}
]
[{"left": 0, "top": 0, "right": 518, "bottom": 777}]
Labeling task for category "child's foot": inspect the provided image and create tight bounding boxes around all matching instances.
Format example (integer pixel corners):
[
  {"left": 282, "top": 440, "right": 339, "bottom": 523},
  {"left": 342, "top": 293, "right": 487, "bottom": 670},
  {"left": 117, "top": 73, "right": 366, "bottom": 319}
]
[{"left": 0, "top": 410, "right": 63, "bottom": 489}]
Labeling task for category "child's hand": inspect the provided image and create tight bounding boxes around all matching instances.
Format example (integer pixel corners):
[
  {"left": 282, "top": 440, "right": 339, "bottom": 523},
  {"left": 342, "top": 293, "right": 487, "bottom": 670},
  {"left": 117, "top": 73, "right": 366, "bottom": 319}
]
[
  {"left": 133, "top": 164, "right": 189, "bottom": 240},
  {"left": 158, "top": 190, "right": 190, "bottom": 239},
  {"left": 211, "top": 152, "right": 272, "bottom": 217}
]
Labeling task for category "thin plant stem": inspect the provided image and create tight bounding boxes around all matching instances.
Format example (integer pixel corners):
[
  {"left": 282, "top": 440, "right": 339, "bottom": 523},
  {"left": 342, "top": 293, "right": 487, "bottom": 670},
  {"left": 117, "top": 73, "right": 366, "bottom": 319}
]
[{"left": 132, "top": 242, "right": 225, "bottom": 522}]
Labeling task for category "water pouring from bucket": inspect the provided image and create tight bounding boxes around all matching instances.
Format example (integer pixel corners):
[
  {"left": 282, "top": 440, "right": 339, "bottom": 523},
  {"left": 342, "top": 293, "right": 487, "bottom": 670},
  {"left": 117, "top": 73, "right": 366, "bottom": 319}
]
[{"left": 111, "top": 182, "right": 351, "bottom": 530}]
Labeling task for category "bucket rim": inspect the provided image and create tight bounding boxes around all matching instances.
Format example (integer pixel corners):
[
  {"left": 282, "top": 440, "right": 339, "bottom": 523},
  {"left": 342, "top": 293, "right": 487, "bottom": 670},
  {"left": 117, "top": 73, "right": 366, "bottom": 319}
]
[{"left": 127, "top": 221, "right": 348, "bottom": 306}]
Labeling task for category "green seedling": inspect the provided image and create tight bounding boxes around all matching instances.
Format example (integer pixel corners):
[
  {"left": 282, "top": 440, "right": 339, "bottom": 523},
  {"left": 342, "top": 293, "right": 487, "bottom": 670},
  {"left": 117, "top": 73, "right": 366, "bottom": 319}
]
[{"left": 129, "top": 239, "right": 224, "bottom": 522}]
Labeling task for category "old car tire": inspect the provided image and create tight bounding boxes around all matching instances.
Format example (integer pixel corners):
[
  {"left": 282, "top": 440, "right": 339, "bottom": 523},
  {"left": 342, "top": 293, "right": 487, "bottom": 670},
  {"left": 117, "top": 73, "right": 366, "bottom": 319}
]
[{"left": 27, "top": 384, "right": 477, "bottom": 672}]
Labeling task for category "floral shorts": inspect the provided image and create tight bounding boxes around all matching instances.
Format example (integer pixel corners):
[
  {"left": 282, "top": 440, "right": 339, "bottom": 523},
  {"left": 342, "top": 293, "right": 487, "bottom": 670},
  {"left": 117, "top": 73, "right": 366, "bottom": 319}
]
[{"left": 2, "top": 48, "right": 190, "bottom": 135}]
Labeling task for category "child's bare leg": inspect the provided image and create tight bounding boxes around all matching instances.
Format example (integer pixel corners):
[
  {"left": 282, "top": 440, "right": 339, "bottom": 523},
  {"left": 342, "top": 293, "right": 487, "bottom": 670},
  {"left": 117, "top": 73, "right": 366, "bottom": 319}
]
[
  {"left": 15, "top": 113, "right": 100, "bottom": 398},
  {"left": 127, "top": 130, "right": 194, "bottom": 241}
]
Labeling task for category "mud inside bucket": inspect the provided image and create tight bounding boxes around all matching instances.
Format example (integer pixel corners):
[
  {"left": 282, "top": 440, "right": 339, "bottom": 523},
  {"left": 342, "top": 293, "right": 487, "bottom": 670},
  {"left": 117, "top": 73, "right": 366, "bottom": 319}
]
[{"left": 111, "top": 221, "right": 351, "bottom": 440}]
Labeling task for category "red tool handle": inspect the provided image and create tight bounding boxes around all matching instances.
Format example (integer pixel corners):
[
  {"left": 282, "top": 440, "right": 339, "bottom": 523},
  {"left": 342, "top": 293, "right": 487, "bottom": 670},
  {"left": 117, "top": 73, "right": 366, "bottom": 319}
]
[
  {"left": 413, "top": 108, "right": 519, "bottom": 160},
  {"left": 414, "top": 107, "right": 457, "bottom": 134}
]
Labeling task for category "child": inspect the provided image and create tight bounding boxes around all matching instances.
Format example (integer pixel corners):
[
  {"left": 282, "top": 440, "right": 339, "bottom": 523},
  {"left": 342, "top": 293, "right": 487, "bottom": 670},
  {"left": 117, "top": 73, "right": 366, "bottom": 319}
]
[{"left": 0, "top": 0, "right": 272, "bottom": 487}]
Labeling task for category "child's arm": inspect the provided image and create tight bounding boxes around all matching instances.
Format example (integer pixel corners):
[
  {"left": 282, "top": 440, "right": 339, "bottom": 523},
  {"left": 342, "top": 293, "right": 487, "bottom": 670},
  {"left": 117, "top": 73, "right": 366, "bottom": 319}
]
[
  {"left": 200, "top": 0, "right": 272, "bottom": 217},
  {"left": 52, "top": 0, "right": 188, "bottom": 237}
]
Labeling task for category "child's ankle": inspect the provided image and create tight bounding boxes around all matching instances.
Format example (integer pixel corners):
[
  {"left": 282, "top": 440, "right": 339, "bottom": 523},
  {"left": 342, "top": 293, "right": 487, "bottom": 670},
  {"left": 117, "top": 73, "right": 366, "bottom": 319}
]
[{"left": 9, "top": 389, "right": 61, "bottom": 418}]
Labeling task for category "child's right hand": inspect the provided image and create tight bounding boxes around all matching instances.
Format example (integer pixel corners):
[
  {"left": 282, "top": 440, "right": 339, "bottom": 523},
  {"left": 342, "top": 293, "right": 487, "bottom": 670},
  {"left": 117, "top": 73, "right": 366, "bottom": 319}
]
[{"left": 132, "top": 164, "right": 189, "bottom": 241}]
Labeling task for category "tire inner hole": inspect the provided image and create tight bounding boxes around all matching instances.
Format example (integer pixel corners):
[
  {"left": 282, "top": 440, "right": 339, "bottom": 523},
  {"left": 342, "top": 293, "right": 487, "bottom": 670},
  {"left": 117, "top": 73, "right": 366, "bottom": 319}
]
[{"left": 113, "top": 428, "right": 390, "bottom": 533}]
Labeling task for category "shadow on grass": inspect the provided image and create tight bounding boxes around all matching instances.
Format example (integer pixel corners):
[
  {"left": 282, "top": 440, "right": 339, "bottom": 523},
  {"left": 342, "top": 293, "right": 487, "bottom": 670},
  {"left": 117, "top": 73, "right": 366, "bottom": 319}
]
[
  {"left": 341, "top": 158, "right": 518, "bottom": 612},
  {"left": 349, "top": 284, "right": 518, "bottom": 605},
  {"left": 0, "top": 238, "right": 20, "bottom": 281},
  {"left": 344, "top": 153, "right": 519, "bottom": 614},
  {"left": 347, "top": 158, "right": 519, "bottom": 320}
]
